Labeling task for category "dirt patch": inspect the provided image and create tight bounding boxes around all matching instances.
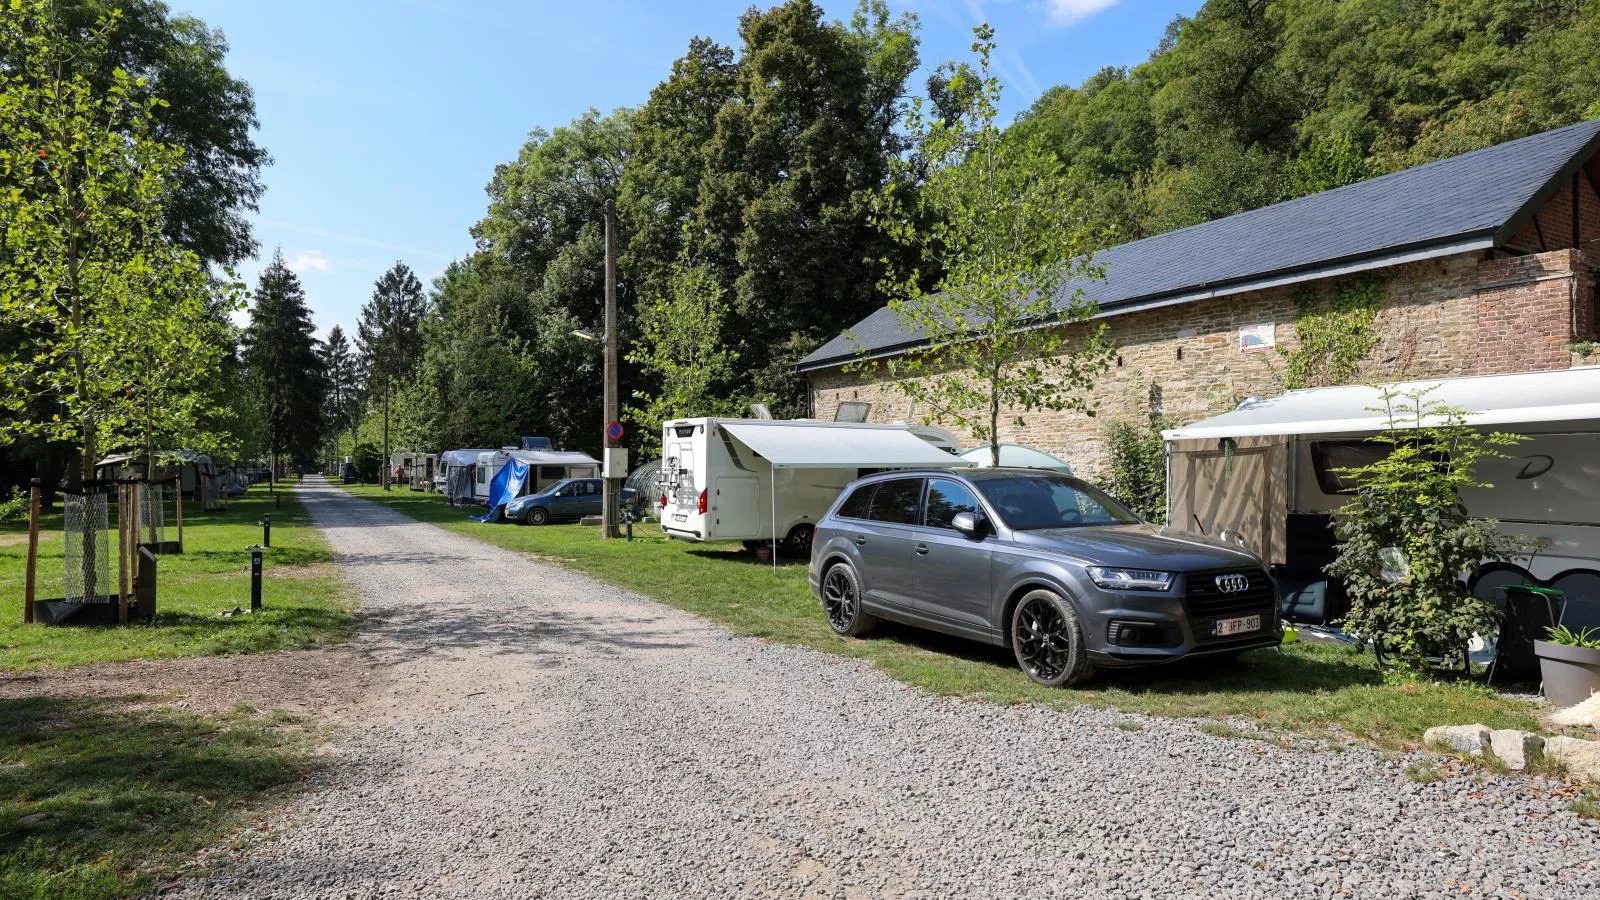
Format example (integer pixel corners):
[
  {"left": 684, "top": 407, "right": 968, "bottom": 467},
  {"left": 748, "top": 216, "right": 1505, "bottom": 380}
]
[{"left": 0, "top": 644, "right": 383, "bottom": 722}]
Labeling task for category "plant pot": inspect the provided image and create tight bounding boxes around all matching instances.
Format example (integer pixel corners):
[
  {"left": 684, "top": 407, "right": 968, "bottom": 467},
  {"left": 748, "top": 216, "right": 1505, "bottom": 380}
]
[{"left": 1534, "top": 639, "right": 1600, "bottom": 708}]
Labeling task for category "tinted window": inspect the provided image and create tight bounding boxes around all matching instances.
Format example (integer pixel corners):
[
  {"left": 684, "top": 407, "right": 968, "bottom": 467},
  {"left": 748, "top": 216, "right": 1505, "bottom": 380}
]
[
  {"left": 974, "top": 474, "right": 1140, "bottom": 530},
  {"left": 539, "top": 466, "right": 565, "bottom": 481},
  {"left": 867, "top": 478, "right": 923, "bottom": 525},
  {"left": 836, "top": 484, "right": 876, "bottom": 520},
  {"left": 924, "top": 479, "right": 980, "bottom": 530}
]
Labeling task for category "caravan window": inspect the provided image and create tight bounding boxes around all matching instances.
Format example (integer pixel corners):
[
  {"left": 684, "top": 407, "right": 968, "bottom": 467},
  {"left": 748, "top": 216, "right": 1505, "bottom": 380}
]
[
  {"left": 539, "top": 466, "right": 564, "bottom": 482},
  {"left": 1310, "top": 441, "right": 1449, "bottom": 495}
]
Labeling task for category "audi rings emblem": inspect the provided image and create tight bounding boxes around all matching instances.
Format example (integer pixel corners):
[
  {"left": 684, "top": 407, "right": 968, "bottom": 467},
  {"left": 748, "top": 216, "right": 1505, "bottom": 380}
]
[{"left": 1215, "top": 573, "right": 1250, "bottom": 593}]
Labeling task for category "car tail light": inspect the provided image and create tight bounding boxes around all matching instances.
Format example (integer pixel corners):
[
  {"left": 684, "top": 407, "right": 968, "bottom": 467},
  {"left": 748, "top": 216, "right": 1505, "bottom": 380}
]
[
  {"left": 697, "top": 489, "right": 707, "bottom": 514},
  {"left": 658, "top": 494, "right": 668, "bottom": 509}
]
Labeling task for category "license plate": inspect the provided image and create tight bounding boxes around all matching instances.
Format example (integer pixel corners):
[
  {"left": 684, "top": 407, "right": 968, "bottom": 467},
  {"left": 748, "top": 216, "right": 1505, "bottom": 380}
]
[
  {"left": 672, "top": 513, "right": 687, "bottom": 522},
  {"left": 1214, "top": 615, "right": 1260, "bottom": 637}
]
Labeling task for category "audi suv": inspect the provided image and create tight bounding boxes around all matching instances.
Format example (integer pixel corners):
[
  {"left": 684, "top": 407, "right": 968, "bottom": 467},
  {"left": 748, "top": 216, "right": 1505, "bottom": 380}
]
[{"left": 808, "top": 468, "right": 1282, "bottom": 686}]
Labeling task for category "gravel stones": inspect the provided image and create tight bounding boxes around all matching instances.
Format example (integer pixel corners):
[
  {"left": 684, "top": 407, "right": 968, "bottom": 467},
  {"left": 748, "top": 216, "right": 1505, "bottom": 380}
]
[{"left": 165, "top": 479, "right": 1600, "bottom": 899}]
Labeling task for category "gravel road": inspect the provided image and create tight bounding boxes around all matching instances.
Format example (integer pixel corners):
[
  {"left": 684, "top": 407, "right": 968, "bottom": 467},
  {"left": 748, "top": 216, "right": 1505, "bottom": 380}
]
[{"left": 168, "top": 478, "right": 1600, "bottom": 899}]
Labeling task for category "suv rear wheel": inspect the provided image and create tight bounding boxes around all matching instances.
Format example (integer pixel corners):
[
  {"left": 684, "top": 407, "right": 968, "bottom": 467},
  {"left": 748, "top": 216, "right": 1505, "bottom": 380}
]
[
  {"left": 1011, "top": 589, "right": 1096, "bottom": 686},
  {"left": 822, "top": 562, "right": 876, "bottom": 637}
]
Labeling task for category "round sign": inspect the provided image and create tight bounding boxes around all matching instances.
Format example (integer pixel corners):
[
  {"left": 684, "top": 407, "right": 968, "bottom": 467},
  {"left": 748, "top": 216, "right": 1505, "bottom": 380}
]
[{"left": 606, "top": 421, "right": 625, "bottom": 442}]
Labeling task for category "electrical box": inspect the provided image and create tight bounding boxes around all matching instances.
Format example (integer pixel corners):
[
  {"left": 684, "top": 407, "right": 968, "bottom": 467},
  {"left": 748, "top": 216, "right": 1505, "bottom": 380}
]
[{"left": 604, "top": 447, "right": 629, "bottom": 479}]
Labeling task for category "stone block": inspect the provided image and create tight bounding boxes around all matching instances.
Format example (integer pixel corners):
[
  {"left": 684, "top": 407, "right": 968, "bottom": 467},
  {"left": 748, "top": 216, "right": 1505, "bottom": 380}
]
[
  {"left": 1488, "top": 729, "right": 1545, "bottom": 770},
  {"left": 1424, "top": 724, "right": 1491, "bottom": 756},
  {"left": 1544, "top": 735, "right": 1600, "bottom": 781}
]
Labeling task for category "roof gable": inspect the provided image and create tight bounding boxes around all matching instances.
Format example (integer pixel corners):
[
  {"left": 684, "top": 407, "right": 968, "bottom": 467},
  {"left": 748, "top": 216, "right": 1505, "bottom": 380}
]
[{"left": 800, "top": 118, "right": 1600, "bottom": 372}]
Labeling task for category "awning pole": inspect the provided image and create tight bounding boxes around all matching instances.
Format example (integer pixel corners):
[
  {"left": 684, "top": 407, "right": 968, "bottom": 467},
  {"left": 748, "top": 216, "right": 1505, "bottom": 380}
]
[{"left": 771, "top": 466, "right": 777, "bottom": 572}]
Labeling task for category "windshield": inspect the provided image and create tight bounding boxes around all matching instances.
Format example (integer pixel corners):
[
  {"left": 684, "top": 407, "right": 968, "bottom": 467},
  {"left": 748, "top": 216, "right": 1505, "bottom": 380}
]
[{"left": 973, "top": 473, "right": 1141, "bottom": 531}]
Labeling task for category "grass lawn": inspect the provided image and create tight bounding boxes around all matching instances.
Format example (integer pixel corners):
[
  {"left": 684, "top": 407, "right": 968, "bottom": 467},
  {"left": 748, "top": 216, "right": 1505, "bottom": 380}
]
[
  {"left": 0, "top": 696, "right": 320, "bottom": 899},
  {"left": 342, "top": 482, "right": 1541, "bottom": 749},
  {"left": 1, "top": 483, "right": 354, "bottom": 671}
]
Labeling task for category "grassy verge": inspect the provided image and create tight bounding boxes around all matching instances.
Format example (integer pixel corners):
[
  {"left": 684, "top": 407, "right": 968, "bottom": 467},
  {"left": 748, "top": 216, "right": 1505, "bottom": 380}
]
[
  {"left": 0, "top": 696, "right": 319, "bottom": 899},
  {"left": 1, "top": 484, "right": 353, "bottom": 671},
  {"left": 342, "top": 482, "right": 1540, "bottom": 749}
]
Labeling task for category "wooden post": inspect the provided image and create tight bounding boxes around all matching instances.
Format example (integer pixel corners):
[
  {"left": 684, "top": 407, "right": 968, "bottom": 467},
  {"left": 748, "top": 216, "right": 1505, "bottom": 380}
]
[
  {"left": 117, "top": 484, "right": 129, "bottom": 623},
  {"left": 24, "top": 478, "right": 39, "bottom": 624},
  {"left": 173, "top": 476, "right": 183, "bottom": 547}
]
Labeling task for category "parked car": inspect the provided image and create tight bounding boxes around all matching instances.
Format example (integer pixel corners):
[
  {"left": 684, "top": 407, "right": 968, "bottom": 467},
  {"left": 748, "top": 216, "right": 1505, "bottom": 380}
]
[
  {"left": 505, "top": 478, "right": 640, "bottom": 526},
  {"left": 341, "top": 462, "right": 360, "bottom": 484},
  {"left": 809, "top": 468, "right": 1282, "bottom": 686}
]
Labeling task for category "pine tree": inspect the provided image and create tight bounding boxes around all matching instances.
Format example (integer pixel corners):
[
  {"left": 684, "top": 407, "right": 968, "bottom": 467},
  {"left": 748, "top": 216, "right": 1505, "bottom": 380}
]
[
  {"left": 319, "top": 324, "right": 361, "bottom": 465},
  {"left": 357, "top": 262, "right": 424, "bottom": 490},
  {"left": 244, "top": 250, "right": 327, "bottom": 476}
]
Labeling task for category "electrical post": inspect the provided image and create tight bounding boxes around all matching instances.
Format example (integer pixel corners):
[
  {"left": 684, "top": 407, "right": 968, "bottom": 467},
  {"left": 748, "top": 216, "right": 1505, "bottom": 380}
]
[{"left": 601, "top": 198, "right": 622, "bottom": 539}]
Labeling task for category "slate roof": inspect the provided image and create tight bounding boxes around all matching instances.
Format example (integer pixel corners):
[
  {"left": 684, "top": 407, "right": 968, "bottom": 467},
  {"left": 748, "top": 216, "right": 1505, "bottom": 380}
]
[{"left": 799, "top": 117, "right": 1600, "bottom": 372}]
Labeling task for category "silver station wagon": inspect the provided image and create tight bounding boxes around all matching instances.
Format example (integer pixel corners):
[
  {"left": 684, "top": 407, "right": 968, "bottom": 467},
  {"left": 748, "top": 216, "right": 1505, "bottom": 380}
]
[{"left": 808, "top": 468, "right": 1282, "bottom": 686}]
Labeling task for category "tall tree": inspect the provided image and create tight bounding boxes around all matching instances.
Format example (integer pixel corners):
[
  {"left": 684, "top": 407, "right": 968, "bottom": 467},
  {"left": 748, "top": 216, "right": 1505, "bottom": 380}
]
[
  {"left": 0, "top": 0, "right": 230, "bottom": 483},
  {"left": 358, "top": 262, "right": 424, "bottom": 489},
  {"left": 244, "top": 251, "right": 326, "bottom": 472},
  {"left": 0, "top": 0, "right": 269, "bottom": 267},
  {"left": 319, "top": 324, "right": 360, "bottom": 464},
  {"left": 860, "top": 25, "right": 1114, "bottom": 465},
  {"left": 0, "top": 0, "right": 230, "bottom": 598}
]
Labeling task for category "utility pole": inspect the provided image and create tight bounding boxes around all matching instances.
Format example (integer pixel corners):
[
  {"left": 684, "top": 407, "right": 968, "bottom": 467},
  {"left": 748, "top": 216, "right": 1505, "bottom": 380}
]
[
  {"left": 601, "top": 199, "right": 622, "bottom": 539},
  {"left": 381, "top": 377, "right": 391, "bottom": 491}
]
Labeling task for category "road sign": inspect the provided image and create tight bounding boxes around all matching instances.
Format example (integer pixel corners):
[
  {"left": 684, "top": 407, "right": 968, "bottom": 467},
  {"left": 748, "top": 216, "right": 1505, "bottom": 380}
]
[{"left": 606, "top": 420, "right": 624, "bottom": 442}]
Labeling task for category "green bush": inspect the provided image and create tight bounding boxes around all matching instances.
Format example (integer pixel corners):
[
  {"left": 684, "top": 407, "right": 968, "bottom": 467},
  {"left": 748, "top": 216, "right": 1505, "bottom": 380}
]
[
  {"left": 1325, "top": 388, "right": 1529, "bottom": 671},
  {"left": 1103, "top": 416, "right": 1170, "bottom": 523}
]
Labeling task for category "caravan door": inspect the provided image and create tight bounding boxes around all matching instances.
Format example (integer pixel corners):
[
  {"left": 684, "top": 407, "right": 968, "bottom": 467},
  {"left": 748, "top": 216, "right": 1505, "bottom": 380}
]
[{"left": 714, "top": 475, "right": 761, "bottom": 540}]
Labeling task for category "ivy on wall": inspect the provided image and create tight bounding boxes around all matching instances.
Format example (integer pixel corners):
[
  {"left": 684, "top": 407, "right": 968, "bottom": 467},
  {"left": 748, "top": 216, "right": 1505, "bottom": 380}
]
[{"left": 1282, "top": 276, "right": 1388, "bottom": 389}]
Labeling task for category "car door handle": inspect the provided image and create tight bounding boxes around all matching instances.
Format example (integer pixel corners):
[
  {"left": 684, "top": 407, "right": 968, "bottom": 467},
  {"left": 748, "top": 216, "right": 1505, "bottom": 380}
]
[
  {"left": 915, "top": 543, "right": 928, "bottom": 555},
  {"left": 854, "top": 536, "right": 867, "bottom": 546}
]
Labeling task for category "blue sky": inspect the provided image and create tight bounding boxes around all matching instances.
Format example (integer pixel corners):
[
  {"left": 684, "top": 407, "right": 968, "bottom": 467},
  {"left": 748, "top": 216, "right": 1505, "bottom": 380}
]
[{"left": 175, "top": 0, "right": 1200, "bottom": 340}]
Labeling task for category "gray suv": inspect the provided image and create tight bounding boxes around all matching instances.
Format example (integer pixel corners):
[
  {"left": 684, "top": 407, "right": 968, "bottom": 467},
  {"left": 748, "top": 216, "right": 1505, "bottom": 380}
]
[{"left": 808, "top": 468, "right": 1281, "bottom": 686}]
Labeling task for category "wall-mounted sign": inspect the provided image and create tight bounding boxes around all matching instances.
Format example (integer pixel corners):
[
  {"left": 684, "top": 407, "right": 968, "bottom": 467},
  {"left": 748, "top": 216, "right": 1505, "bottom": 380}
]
[{"left": 1239, "top": 323, "right": 1276, "bottom": 353}]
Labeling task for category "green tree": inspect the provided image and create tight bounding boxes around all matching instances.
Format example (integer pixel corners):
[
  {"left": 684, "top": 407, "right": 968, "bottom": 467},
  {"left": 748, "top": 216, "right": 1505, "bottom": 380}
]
[
  {"left": 1325, "top": 389, "right": 1531, "bottom": 672},
  {"left": 0, "top": 0, "right": 230, "bottom": 486},
  {"left": 625, "top": 256, "right": 743, "bottom": 457},
  {"left": 860, "top": 25, "right": 1115, "bottom": 466},
  {"left": 244, "top": 251, "right": 326, "bottom": 471},
  {"left": 358, "top": 262, "right": 425, "bottom": 488},
  {"left": 318, "top": 324, "right": 361, "bottom": 463}
]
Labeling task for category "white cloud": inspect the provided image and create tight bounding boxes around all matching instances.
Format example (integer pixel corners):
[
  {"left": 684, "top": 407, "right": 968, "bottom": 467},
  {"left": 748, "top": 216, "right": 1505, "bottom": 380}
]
[
  {"left": 286, "top": 250, "right": 331, "bottom": 273},
  {"left": 1044, "top": 0, "right": 1120, "bottom": 26}
]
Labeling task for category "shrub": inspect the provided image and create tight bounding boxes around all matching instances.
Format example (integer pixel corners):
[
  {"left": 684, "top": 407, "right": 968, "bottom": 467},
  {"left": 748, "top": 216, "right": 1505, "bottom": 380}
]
[
  {"left": 1103, "top": 416, "right": 1170, "bottom": 523},
  {"left": 1325, "top": 388, "right": 1529, "bottom": 672}
]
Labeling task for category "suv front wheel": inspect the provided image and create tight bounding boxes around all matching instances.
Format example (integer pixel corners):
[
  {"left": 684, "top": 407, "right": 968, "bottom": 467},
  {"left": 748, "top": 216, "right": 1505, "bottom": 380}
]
[{"left": 1011, "top": 589, "right": 1096, "bottom": 687}]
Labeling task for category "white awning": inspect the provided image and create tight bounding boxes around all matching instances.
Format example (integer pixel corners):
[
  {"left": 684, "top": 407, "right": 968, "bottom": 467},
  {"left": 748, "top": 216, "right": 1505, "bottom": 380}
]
[
  {"left": 719, "top": 421, "right": 974, "bottom": 469},
  {"left": 1164, "top": 367, "right": 1600, "bottom": 441},
  {"left": 506, "top": 449, "right": 600, "bottom": 467}
]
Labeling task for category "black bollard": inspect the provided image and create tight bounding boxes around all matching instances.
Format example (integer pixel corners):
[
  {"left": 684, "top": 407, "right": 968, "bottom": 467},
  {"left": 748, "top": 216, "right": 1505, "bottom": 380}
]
[
  {"left": 625, "top": 509, "right": 634, "bottom": 542},
  {"left": 249, "top": 545, "right": 263, "bottom": 611},
  {"left": 275, "top": 492, "right": 281, "bottom": 510},
  {"left": 261, "top": 513, "right": 271, "bottom": 548}
]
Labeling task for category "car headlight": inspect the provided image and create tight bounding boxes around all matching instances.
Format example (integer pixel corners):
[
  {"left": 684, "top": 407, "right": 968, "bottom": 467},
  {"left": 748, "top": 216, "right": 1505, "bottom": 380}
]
[{"left": 1086, "top": 567, "right": 1174, "bottom": 592}]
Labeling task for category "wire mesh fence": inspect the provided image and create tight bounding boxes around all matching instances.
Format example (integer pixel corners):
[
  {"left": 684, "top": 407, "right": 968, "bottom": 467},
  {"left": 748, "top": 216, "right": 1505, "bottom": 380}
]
[
  {"left": 62, "top": 489, "right": 111, "bottom": 603},
  {"left": 136, "top": 481, "right": 166, "bottom": 547}
]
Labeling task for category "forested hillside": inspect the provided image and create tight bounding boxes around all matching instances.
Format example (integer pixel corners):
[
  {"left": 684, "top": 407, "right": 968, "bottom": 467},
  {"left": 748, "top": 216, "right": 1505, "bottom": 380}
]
[{"left": 384, "top": 0, "right": 1600, "bottom": 460}]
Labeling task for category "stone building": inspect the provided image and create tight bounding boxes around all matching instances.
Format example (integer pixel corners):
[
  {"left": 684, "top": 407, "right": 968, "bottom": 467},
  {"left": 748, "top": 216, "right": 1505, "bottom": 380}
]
[{"left": 798, "top": 119, "right": 1600, "bottom": 480}]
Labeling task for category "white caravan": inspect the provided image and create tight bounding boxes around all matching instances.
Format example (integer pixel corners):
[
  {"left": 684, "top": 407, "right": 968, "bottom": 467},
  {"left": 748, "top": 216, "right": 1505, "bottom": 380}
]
[
  {"left": 471, "top": 448, "right": 601, "bottom": 505},
  {"left": 658, "top": 418, "right": 970, "bottom": 555},
  {"left": 1164, "top": 367, "right": 1600, "bottom": 628}
]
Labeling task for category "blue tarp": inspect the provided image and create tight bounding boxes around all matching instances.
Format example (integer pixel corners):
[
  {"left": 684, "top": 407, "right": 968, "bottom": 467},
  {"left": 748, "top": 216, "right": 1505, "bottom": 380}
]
[{"left": 472, "top": 459, "right": 530, "bottom": 523}]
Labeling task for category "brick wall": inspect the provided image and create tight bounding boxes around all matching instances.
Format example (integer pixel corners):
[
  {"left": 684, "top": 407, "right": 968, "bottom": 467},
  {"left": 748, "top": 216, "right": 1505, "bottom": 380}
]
[
  {"left": 1474, "top": 249, "right": 1586, "bottom": 374},
  {"left": 1503, "top": 164, "right": 1600, "bottom": 254},
  {"left": 809, "top": 253, "right": 1493, "bottom": 481}
]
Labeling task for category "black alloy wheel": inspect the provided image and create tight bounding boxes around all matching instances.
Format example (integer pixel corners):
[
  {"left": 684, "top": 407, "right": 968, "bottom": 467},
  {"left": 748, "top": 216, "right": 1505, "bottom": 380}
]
[
  {"left": 822, "top": 563, "right": 875, "bottom": 637},
  {"left": 1011, "top": 590, "right": 1095, "bottom": 686},
  {"left": 785, "top": 523, "right": 815, "bottom": 558}
]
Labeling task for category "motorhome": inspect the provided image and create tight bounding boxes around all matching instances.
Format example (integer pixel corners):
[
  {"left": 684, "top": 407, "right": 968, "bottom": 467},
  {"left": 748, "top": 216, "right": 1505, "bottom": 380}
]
[
  {"left": 471, "top": 448, "right": 601, "bottom": 505},
  {"left": 1164, "top": 368, "right": 1600, "bottom": 629},
  {"left": 658, "top": 418, "right": 970, "bottom": 555}
]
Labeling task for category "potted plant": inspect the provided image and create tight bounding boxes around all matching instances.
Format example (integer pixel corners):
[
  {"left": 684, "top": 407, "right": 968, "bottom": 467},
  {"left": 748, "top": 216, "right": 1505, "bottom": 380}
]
[{"left": 1535, "top": 625, "right": 1600, "bottom": 708}]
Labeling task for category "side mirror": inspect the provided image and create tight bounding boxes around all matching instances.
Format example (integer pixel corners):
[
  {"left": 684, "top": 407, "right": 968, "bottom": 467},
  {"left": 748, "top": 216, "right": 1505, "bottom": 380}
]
[{"left": 951, "top": 511, "right": 985, "bottom": 537}]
